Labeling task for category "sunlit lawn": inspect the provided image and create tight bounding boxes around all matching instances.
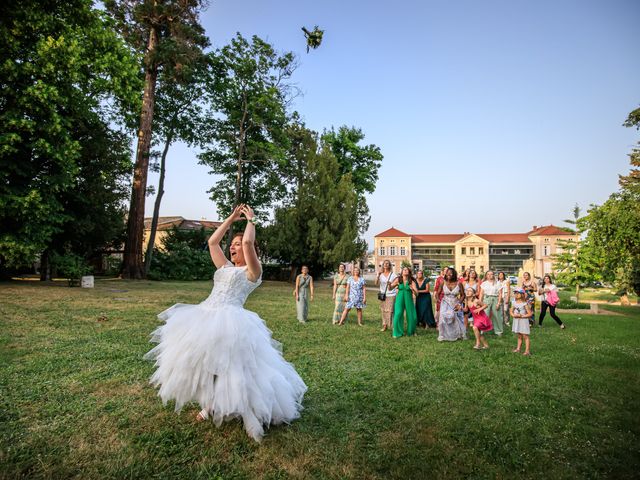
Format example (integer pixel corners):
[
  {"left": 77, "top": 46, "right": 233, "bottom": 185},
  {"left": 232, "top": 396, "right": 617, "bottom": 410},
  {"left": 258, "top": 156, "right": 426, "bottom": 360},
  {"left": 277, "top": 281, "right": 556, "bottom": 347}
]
[{"left": 1, "top": 278, "right": 639, "bottom": 479}]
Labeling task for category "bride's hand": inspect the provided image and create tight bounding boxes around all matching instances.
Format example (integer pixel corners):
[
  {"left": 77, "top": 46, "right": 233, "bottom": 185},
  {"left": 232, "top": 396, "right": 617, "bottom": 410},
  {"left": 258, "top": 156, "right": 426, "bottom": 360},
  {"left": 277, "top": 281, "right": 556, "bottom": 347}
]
[
  {"left": 240, "top": 204, "right": 255, "bottom": 221},
  {"left": 228, "top": 204, "right": 245, "bottom": 222}
]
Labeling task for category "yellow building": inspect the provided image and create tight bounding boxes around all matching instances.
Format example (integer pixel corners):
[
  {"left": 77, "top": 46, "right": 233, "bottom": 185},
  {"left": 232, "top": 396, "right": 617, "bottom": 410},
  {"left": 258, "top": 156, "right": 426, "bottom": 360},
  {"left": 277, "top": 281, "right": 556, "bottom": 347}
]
[{"left": 374, "top": 225, "right": 578, "bottom": 277}]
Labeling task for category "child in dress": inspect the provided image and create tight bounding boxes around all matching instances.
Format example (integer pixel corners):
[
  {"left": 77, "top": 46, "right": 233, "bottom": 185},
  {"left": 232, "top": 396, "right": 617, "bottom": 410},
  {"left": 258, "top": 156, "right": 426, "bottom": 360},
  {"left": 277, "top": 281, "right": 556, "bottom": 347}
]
[
  {"left": 465, "top": 288, "right": 493, "bottom": 350},
  {"left": 510, "top": 288, "right": 532, "bottom": 356}
]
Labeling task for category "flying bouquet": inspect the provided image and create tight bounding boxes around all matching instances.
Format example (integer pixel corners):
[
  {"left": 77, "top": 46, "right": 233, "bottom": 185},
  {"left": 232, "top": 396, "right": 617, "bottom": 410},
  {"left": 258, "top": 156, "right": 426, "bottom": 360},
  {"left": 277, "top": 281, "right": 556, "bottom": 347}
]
[{"left": 302, "top": 26, "right": 324, "bottom": 52}]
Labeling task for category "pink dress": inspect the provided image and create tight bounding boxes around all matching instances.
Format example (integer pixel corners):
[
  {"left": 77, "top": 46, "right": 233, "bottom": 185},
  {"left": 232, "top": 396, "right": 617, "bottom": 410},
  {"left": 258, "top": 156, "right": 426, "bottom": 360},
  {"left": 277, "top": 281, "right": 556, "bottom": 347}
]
[{"left": 470, "top": 305, "right": 493, "bottom": 332}]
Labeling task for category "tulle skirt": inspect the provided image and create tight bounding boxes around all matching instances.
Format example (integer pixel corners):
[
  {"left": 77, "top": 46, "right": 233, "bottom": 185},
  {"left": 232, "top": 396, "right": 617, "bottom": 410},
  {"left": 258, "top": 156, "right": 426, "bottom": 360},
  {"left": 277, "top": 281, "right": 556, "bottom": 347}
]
[{"left": 144, "top": 302, "right": 307, "bottom": 441}]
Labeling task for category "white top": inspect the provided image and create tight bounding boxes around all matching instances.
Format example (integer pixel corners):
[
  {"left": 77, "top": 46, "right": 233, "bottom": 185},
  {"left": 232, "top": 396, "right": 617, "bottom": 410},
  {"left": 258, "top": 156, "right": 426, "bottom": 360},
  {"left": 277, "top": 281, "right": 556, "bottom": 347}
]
[
  {"left": 481, "top": 280, "right": 501, "bottom": 297},
  {"left": 379, "top": 272, "right": 398, "bottom": 297},
  {"left": 541, "top": 283, "right": 557, "bottom": 301},
  {"left": 499, "top": 279, "right": 510, "bottom": 293}
]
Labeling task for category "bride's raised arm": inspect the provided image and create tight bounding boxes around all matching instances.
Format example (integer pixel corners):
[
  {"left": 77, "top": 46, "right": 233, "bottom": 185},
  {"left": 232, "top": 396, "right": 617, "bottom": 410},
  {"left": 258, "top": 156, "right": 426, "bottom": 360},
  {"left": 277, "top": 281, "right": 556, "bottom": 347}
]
[
  {"left": 240, "top": 205, "right": 262, "bottom": 282},
  {"left": 208, "top": 205, "right": 243, "bottom": 269}
]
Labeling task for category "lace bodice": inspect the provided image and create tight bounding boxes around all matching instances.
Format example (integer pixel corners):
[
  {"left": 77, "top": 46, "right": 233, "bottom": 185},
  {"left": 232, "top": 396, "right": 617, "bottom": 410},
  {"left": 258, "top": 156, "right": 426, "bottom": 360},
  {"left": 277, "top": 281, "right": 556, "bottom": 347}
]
[{"left": 202, "top": 263, "right": 262, "bottom": 307}]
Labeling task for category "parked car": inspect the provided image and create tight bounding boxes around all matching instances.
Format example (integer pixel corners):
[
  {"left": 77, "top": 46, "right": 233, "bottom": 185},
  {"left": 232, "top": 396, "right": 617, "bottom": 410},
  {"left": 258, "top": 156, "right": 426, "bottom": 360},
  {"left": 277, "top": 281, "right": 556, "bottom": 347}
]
[{"left": 508, "top": 275, "right": 518, "bottom": 285}]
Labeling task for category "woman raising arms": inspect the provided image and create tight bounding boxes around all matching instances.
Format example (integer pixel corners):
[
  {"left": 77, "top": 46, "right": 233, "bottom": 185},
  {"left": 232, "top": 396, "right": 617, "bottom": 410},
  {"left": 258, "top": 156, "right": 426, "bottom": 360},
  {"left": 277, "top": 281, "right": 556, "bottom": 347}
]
[{"left": 144, "top": 204, "right": 306, "bottom": 442}]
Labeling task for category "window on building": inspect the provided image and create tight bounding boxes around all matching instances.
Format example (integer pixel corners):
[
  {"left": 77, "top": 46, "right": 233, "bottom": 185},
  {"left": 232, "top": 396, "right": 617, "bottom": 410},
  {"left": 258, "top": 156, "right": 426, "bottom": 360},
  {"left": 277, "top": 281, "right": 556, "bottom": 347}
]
[
  {"left": 470, "top": 247, "right": 475, "bottom": 255},
  {"left": 461, "top": 247, "right": 466, "bottom": 255},
  {"left": 462, "top": 265, "right": 465, "bottom": 271},
  {"left": 514, "top": 249, "right": 520, "bottom": 254},
  {"left": 544, "top": 238, "right": 549, "bottom": 242},
  {"left": 390, "top": 239, "right": 395, "bottom": 243},
  {"left": 543, "top": 245, "right": 549, "bottom": 256},
  {"left": 380, "top": 240, "right": 384, "bottom": 244},
  {"left": 401, "top": 239, "right": 405, "bottom": 243},
  {"left": 400, "top": 247, "right": 406, "bottom": 256},
  {"left": 379, "top": 247, "right": 386, "bottom": 256},
  {"left": 480, "top": 265, "right": 484, "bottom": 273},
  {"left": 479, "top": 247, "right": 484, "bottom": 255},
  {"left": 390, "top": 246, "right": 396, "bottom": 256}
]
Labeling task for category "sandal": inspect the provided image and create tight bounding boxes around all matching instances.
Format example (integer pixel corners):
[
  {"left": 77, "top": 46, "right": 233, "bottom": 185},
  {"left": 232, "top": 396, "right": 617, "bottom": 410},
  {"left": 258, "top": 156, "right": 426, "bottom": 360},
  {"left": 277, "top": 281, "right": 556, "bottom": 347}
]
[
  {"left": 195, "top": 409, "right": 209, "bottom": 422},
  {"left": 522, "top": 352, "right": 531, "bottom": 356},
  {"left": 512, "top": 349, "right": 520, "bottom": 353}
]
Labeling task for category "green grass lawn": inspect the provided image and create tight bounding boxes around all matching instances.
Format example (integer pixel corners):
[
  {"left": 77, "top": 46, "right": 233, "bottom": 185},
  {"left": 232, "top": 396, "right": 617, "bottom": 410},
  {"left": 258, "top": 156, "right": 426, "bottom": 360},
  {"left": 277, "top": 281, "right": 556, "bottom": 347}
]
[
  {"left": 1, "top": 278, "right": 639, "bottom": 479},
  {"left": 558, "top": 287, "right": 638, "bottom": 305}
]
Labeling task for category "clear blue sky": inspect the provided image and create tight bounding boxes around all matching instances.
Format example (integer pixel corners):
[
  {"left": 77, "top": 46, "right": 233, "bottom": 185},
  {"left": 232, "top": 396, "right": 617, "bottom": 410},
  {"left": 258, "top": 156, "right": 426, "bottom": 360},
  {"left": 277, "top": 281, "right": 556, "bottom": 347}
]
[{"left": 145, "top": 0, "right": 640, "bottom": 248}]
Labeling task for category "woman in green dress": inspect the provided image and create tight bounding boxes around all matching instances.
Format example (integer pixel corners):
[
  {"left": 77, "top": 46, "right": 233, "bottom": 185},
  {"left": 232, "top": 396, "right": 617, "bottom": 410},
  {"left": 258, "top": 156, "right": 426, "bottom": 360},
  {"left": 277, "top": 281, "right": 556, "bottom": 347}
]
[
  {"left": 294, "top": 266, "right": 314, "bottom": 323},
  {"left": 332, "top": 264, "right": 349, "bottom": 324},
  {"left": 414, "top": 270, "right": 436, "bottom": 328},
  {"left": 390, "top": 267, "right": 418, "bottom": 338}
]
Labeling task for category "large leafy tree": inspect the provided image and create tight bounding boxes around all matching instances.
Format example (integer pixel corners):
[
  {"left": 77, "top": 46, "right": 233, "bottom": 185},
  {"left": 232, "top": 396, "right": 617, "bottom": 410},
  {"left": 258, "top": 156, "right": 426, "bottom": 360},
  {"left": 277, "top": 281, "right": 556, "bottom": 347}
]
[
  {"left": 41, "top": 119, "right": 135, "bottom": 280},
  {"left": 321, "top": 126, "right": 383, "bottom": 238},
  {"left": 571, "top": 107, "right": 640, "bottom": 302},
  {"left": 144, "top": 58, "right": 209, "bottom": 275},
  {"left": 198, "top": 34, "right": 296, "bottom": 238},
  {"left": 265, "top": 124, "right": 366, "bottom": 278},
  {"left": 106, "top": 0, "right": 209, "bottom": 279},
  {"left": 0, "top": 0, "right": 141, "bottom": 276}
]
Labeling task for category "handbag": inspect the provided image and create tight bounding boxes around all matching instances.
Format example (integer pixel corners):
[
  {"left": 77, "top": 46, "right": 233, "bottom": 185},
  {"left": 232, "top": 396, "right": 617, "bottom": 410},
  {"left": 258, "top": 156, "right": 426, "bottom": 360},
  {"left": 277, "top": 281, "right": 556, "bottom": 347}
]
[
  {"left": 546, "top": 288, "right": 560, "bottom": 307},
  {"left": 378, "top": 273, "right": 392, "bottom": 301}
]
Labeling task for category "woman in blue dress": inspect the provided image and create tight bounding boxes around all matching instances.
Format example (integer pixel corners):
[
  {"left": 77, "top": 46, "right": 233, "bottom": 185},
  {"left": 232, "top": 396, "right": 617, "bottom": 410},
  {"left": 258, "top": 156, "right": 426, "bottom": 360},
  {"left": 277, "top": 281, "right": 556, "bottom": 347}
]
[
  {"left": 338, "top": 266, "right": 366, "bottom": 326},
  {"left": 414, "top": 270, "right": 436, "bottom": 328}
]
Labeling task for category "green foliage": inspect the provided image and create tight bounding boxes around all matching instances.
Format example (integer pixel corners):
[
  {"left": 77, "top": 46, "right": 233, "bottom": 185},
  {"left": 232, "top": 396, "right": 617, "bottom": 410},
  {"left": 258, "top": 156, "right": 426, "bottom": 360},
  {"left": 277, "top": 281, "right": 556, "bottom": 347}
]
[
  {"left": 50, "top": 252, "right": 91, "bottom": 280},
  {"left": 148, "top": 227, "right": 214, "bottom": 280},
  {"left": 198, "top": 34, "right": 296, "bottom": 219},
  {"left": 265, "top": 141, "right": 366, "bottom": 276},
  {"left": 0, "top": 0, "right": 141, "bottom": 269},
  {"left": 552, "top": 238, "right": 599, "bottom": 302},
  {"left": 401, "top": 260, "right": 412, "bottom": 270},
  {"left": 556, "top": 298, "right": 590, "bottom": 309},
  {"left": 321, "top": 126, "right": 384, "bottom": 196},
  {"left": 573, "top": 106, "right": 640, "bottom": 298},
  {"left": 578, "top": 191, "right": 640, "bottom": 297}
]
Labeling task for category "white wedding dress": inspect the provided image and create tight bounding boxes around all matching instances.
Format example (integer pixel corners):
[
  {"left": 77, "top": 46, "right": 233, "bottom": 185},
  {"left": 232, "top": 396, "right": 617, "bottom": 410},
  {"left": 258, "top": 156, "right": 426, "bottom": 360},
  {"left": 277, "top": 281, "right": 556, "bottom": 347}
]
[{"left": 144, "top": 262, "right": 307, "bottom": 441}]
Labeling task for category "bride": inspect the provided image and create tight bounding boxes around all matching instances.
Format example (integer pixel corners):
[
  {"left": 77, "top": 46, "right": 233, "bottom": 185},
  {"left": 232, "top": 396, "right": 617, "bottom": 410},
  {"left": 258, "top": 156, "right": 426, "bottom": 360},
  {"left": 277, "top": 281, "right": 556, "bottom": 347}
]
[{"left": 144, "top": 204, "right": 307, "bottom": 442}]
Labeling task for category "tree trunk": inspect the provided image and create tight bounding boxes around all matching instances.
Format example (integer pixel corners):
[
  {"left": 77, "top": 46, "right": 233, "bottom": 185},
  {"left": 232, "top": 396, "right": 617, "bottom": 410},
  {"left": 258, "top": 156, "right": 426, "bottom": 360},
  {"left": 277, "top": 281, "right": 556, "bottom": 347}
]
[
  {"left": 122, "top": 27, "right": 159, "bottom": 279},
  {"left": 40, "top": 249, "right": 51, "bottom": 281},
  {"left": 144, "top": 130, "right": 173, "bottom": 276},
  {"left": 289, "top": 265, "right": 298, "bottom": 283},
  {"left": 575, "top": 284, "right": 580, "bottom": 303}
]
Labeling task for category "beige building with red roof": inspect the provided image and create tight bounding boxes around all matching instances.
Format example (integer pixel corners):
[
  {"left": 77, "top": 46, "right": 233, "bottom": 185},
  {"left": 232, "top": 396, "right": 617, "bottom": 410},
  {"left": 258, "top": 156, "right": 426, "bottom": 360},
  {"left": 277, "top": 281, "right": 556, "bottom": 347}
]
[{"left": 374, "top": 225, "right": 578, "bottom": 277}]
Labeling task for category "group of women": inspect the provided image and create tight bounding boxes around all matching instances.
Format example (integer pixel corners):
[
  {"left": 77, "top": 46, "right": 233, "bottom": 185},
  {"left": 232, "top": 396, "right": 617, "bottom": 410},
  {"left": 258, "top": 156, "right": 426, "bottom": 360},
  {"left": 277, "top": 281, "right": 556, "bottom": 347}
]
[{"left": 293, "top": 262, "right": 566, "bottom": 338}]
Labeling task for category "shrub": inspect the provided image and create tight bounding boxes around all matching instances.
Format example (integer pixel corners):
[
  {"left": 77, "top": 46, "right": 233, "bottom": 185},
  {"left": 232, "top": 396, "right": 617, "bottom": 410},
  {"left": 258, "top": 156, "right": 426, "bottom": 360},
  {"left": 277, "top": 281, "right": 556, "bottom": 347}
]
[
  {"left": 148, "top": 227, "right": 215, "bottom": 281},
  {"left": 50, "top": 252, "right": 92, "bottom": 285},
  {"left": 556, "top": 299, "right": 590, "bottom": 309}
]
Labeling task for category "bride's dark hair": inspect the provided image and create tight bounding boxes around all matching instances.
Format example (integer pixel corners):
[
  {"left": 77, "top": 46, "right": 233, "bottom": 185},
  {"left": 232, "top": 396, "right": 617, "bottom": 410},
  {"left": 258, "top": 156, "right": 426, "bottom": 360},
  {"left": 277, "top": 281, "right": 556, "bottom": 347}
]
[{"left": 232, "top": 232, "right": 260, "bottom": 258}]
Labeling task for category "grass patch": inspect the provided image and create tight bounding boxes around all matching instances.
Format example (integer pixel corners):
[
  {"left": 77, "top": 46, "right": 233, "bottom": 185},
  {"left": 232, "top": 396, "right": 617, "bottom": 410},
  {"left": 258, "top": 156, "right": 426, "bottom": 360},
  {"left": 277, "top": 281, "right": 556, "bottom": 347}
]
[{"left": 1, "top": 279, "right": 639, "bottom": 479}]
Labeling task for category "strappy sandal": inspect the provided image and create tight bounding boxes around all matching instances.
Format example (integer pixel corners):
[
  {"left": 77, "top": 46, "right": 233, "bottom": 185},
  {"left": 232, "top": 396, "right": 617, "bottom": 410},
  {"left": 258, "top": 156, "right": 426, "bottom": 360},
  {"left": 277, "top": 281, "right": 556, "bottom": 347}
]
[{"left": 195, "top": 409, "right": 209, "bottom": 422}]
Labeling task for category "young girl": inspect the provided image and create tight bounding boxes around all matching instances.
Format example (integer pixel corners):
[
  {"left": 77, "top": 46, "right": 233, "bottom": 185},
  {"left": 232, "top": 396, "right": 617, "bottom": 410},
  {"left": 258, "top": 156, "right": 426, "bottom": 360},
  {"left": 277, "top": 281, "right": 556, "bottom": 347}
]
[
  {"left": 465, "top": 288, "right": 493, "bottom": 350},
  {"left": 510, "top": 288, "right": 532, "bottom": 356}
]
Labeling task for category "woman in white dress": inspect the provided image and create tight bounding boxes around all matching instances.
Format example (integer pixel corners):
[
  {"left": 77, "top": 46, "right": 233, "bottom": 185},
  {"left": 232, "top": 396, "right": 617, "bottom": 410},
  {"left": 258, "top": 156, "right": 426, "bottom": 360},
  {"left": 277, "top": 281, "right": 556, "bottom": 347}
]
[
  {"left": 144, "top": 204, "right": 307, "bottom": 442},
  {"left": 436, "top": 268, "right": 466, "bottom": 341}
]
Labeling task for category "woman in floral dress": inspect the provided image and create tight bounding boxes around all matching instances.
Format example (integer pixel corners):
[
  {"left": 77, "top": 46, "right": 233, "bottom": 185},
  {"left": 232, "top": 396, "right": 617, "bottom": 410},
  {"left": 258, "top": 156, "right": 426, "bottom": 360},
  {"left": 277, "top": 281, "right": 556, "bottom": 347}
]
[{"left": 338, "top": 266, "right": 366, "bottom": 326}]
